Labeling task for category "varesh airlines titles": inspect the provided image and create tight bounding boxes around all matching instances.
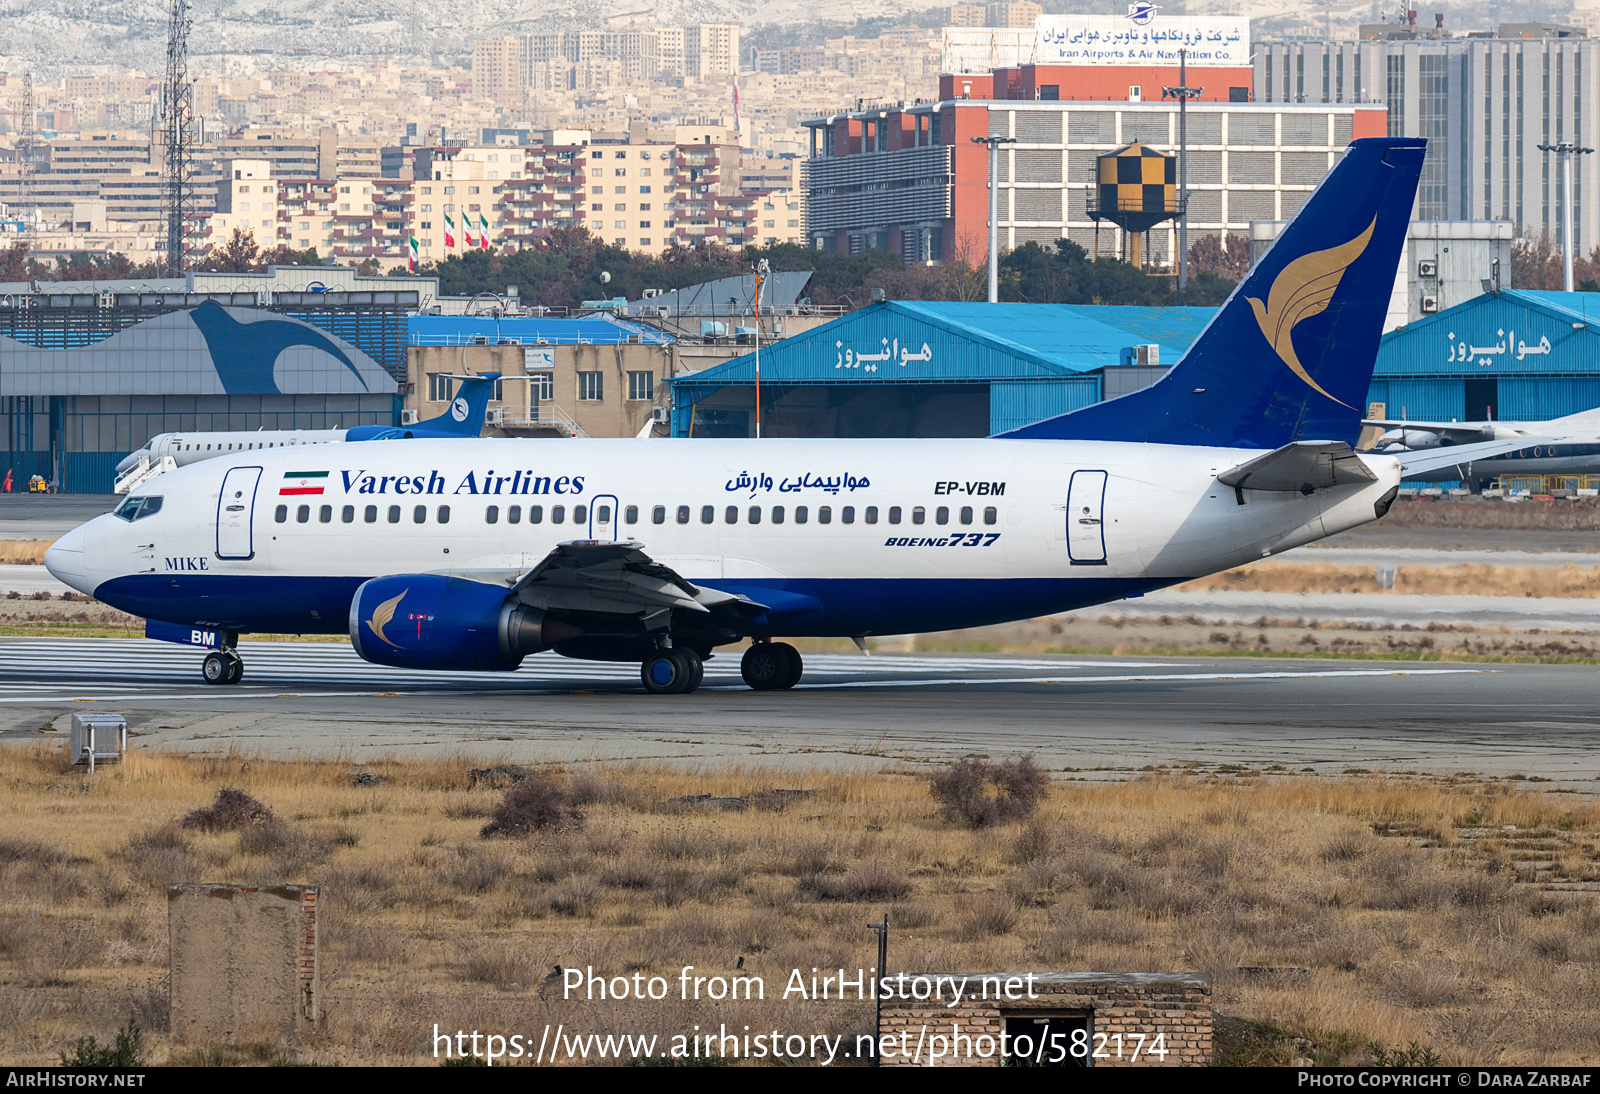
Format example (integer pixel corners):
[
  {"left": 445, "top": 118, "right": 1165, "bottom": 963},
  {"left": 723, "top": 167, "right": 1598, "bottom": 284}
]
[{"left": 49, "top": 138, "right": 1433, "bottom": 694}]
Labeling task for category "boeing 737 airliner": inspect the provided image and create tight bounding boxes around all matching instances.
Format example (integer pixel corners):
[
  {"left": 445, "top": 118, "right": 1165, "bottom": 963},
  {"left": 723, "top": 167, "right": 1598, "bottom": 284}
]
[{"left": 47, "top": 138, "right": 1427, "bottom": 693}]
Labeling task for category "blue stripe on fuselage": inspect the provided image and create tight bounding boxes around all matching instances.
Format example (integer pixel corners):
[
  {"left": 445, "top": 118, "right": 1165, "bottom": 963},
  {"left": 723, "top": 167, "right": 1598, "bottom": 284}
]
[{"left": 93, "top": 573, "right": 1177, "bottom": 640}]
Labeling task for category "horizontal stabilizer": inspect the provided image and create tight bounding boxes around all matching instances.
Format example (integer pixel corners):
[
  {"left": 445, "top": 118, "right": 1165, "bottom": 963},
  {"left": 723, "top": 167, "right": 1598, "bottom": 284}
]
[
  {"left": 1218, "top": 441, "right": 1377, "bottom": 493},
  {"left": 1397, "top": 437, "right": 1555, "bottom": 477}
]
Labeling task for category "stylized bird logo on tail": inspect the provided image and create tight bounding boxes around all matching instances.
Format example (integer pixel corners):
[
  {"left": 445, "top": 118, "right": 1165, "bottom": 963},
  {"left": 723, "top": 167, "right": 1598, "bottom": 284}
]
[
  {"left": 1248, "top": 217, "right": 1377, "bottom": 409},
  {"left": 366, "top": 589, "right": 408, "bottom": 648}
]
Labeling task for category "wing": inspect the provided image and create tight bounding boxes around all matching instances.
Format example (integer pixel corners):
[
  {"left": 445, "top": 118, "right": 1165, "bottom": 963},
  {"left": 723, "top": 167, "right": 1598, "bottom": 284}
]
[
  {"left": 431, "top": 541, "right": 771, "bottom": 620},
  {"left": 1361, "top": 418, "right": 1502, "bottom": 443}
]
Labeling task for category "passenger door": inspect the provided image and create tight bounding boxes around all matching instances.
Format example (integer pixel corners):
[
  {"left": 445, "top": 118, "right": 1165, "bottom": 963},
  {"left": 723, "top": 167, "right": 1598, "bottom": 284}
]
[
  {"left": 1066, "top": 470, "right": 1107, "bottom": 566},
  {"left": 216, "top": 466, "right": 262, "bottom": 560}
]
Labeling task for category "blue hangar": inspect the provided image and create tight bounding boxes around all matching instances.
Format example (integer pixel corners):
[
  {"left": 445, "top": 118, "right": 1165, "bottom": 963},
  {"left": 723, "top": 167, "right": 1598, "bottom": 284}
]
[
  {"left": 666, "top": 300, "right": 1215, "bottom": 438},
  {"left": 1372, "top": 288, "right": 1600, "bottom": 423}
]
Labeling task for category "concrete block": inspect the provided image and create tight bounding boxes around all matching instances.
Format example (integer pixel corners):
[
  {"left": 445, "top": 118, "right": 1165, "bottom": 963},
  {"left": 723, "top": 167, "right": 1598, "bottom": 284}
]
[{"left": 168, "top": 883, "right": 319, "bottom": 1043}]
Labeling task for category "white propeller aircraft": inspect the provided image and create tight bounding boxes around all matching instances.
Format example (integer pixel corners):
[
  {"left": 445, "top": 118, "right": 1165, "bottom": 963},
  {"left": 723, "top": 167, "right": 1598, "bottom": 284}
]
[{"left": 48, "top": 137, "right": 1429, "bottom": 693}]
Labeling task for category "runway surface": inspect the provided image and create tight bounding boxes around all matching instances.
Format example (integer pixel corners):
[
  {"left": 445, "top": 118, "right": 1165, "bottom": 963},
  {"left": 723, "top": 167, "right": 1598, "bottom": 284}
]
[{"left": 0, "top": 637, "right": 1596, "bottom": 784}]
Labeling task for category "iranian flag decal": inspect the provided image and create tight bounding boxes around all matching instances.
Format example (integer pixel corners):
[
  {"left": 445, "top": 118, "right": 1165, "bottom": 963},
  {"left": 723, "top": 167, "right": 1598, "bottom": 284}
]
[{"left": 280, "top": 471, "right": 328, "bottom": 496}]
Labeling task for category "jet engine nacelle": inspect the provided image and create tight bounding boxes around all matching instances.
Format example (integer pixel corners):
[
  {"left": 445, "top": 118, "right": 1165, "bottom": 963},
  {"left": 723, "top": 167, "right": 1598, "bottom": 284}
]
[
  {"left": 348, "top": 574, "right": 573, "bottom": 671},
  {"left": 1376, "top": 428, "right": 1440, "bottom": 450}
]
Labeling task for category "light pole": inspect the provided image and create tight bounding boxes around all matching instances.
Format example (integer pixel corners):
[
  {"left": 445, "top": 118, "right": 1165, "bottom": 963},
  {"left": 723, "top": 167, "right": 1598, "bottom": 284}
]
[
  {"left": 1163, "top": 49, "right": 1203, "bottom": 304},
  {"left": 753, "top": 258, "right": 769, "bottom": 438},
  {"left": 1539, "top": 141, "right": 1594, "bottom": 292},
  {"left": 970, "top": 134, "right": 1017, "bottom": 302}
]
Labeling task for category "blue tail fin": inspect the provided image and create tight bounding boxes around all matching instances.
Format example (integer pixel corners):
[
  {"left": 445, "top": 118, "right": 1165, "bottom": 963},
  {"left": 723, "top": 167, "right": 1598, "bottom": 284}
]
[
  {"left": 346, "top": 373, "right": 501, "bottom": 441},
  {"left": 1000, "top": 137, "right": 1425, "bottom": 448}
]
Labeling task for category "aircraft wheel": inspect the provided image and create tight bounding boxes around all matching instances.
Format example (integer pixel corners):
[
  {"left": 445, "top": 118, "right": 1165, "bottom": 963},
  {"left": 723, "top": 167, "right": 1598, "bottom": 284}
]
[
  {"left": 225, "top": 654, "right": 244, "bottom": 685},
  {"left": 774, "top": 643, "right": 803, "bottom": 690},
  {"left": 740, "top": 643, "right": 787, "bottom": 691},
  {"left": 202, "top": 652, "right": 230, "bottom": 685},
  {"left": 678, "top": 648, "right": 703, "bottom": 694},
  {"left": 641, "top": 649, "right": 692, "bottom": 695}
]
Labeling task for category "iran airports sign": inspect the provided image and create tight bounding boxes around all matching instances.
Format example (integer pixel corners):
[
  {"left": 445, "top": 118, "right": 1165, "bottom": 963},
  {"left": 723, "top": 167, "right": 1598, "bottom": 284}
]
[{"left": 1036, "top": 11, "right": 1250, "bottom": 68}]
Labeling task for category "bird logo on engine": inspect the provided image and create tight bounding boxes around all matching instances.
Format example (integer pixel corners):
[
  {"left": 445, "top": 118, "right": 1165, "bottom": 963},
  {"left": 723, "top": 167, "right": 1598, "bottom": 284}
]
[{"left": 366, "top": 589, "right": 408, "bottom": 648}]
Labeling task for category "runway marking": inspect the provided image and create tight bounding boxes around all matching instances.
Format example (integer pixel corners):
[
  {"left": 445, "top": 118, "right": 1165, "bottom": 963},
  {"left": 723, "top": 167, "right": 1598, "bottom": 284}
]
[{"left": 791, "top": 668, "right": 1491, "bottom": 689}]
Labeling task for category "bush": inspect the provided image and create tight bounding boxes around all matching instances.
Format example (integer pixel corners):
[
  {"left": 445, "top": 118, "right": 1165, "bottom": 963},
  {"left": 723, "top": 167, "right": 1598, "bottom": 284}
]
[
  {"left": 61, "top": 1015, "right": 143, "bottom": 1068},
  {"left": 180, "top": 788, "right": 275, "bottom": 832},
  {"left": 929, "top": 755, "right": 1050, "bottom": 828},
  {"left": 480, "top": 770, "right": 583, "bottom": 838}
]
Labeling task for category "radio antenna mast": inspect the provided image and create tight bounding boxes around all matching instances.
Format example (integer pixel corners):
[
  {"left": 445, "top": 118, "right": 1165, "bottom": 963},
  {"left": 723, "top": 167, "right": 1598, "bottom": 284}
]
[{"left": 161, "top": 0, "right": 197, "bottom": 275}]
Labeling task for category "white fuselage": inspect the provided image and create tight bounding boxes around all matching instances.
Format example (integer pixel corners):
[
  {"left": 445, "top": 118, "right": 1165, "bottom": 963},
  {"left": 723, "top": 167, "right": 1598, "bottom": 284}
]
[
  {"left": 117, "top": 429, "right": 347, "bottom": 476},
  {"left": 51, "top": 436, "right": 1401, "bottom": 642}
]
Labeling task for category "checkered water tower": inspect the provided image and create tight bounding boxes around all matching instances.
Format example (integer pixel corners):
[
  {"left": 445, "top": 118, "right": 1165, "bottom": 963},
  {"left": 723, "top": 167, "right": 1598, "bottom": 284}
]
[{"left": 1087, "top": 143, "right": 1179, "bottom": 270}]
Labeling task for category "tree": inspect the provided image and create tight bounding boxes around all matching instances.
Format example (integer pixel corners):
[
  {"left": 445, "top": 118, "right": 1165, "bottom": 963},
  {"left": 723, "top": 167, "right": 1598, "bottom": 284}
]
[
  {"left": 1187, "top": 233, "right": 1251, "bottom": 281},
  {"left": 197, "top": 228, "right": 265, "bottom": 273}
]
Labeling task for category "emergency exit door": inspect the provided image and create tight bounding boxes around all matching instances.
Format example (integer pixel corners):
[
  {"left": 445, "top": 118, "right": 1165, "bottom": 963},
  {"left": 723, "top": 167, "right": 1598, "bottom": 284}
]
[{"left": 1066, "top": 470, "right": 1107, "bottom": 565}]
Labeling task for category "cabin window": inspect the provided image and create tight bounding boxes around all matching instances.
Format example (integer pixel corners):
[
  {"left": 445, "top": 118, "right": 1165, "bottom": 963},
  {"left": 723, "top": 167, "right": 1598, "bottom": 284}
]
[
  {"left": 319, "top": 505, "right": 333, "bottom": 523},
  {"left": 795, "top": 506, "right": 809, "bottom": 524},
  {"left": 936, "top": 506, "right": 949, "bottom": 525},
  {"left": 676, "top": 505, "right": 690, "bottom": 524},
  {"left": 274, "top": 504, "right": 288, "bottom": 523},
  {"left": 889, "top": 506, "right": 902, "bottom": 524},
  {"left": 597, "top": 505, "right": 612, "bottom": 524},
  {"left": 414, "top": 505, "right": 428, "bottom": 524},
  {"left": 438, "top": 506, "right": 451, "bottom": 524},
  {"left": 725, "top": 505, "right": 738, "bottom": 524},
  {"left": 652, "top": 505, "right": 665, "bottom": 524},
  {"left": 912, "top": 507, "right": 925, "bottom": 525},
  {"left": 960, "top": 506, "right": 973, "bottom": 525},
  {"left": 552, "top": 505, "right": 566, "bottom": 524},
  {"left": 818, "top": 506, "right": 832, "bottom": 525},
  {"left": 365, "top": 505, "right": 378, "bottom": 523},
  {"left": 625, "top": 505, "right": 639, "bottom": 524},
  {"left": 506, "top": 505, "right": 520, "bottom": 524},
  {"left": 341, "top": 505, "right": 355, "bottom": 523},
  {"left": 700, "top": 505, "right": 714, "bottom": 524},
  {"left": 573, "top": 505, "right": 588, "bottom": 523},
  {"left": 771, "top": 505, "right": 785, "bottom": 524},
  {"left": 529, "top": 505, "right": 543, "bottom": 523},
  {"left": 984, "top": 506, "right": 998, "bottom": 525},
  {"left": 387, "top": 505, "right": 401, "bottom": 523},
  {"left": 865, "top": 506, "right": 878, "bottom": 524},
  {"left": 296, "top": 505, "right": 310, "bottom": 523},
  {"left": 748, "top": 506, "right": 761, "bottom": 524},
  {"left": 486, "top": 505, "right": 499, "bottom": 524},
  {"left": 842, "top": 506, "right": 855, "bottom": 524}
]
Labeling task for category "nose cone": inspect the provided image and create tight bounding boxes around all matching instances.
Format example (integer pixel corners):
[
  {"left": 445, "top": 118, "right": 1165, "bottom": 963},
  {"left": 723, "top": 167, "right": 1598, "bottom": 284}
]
[{"left": 45, "top": 524, "right": 92, "bottom": 593}]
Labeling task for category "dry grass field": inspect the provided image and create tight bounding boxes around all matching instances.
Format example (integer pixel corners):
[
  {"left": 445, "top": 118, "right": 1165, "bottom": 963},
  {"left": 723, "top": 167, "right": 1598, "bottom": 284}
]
[
  {"left": 1179, "top": 560, "right": 1600, "bottom": 599},
  {"left": 0, "top": 745, "right": 1597, "bottom": 1066}
]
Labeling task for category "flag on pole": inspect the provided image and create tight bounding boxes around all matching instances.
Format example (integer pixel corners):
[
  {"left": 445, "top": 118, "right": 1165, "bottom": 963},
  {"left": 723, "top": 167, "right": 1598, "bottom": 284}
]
[
  {"left": 443, "top": 213, "right": 456, "bottom": 248},
  {"left": 462, "top": 214, "right": 475, "bottom": 247},
  {"left": 408, "top": 234, "right": 418, "bottom": 272},
  {"left": 479, "top": 212, "right": 490, "bottom": 250},
  {"left": 733, "top": 77, "right": 741, "bottom": 136}
]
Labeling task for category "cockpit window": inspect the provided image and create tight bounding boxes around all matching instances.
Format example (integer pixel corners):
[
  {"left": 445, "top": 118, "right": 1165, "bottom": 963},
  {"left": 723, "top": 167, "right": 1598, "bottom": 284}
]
[{"left": 113, "top": 496, "right": 163, "bottom": 522}]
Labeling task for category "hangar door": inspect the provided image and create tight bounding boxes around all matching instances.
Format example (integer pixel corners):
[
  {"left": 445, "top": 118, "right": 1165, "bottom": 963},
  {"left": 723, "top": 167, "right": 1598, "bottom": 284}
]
[{"left": 215, "top": 466, "right": 262, "bottom": 560}]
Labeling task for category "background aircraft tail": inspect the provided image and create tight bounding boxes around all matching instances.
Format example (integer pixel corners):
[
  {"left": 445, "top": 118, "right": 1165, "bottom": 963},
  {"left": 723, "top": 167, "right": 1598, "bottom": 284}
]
[
  {"left": 347, "top": 373, "right": 501, "bottom": 441},
  {"left": 1000, "top": 137, "right": 1426, "bottom": 448}
]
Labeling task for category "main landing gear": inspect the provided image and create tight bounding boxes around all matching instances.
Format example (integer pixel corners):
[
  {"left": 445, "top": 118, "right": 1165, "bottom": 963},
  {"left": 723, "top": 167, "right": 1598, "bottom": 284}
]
[
  {"left": 640, "top": 646, "right": 704, "bottom": 695},
  {"left": 201, "top": 648, "right": 243, "bottom": 685},
  {"left": 740, "top": 641, "right": 802, "bottom": 691}
]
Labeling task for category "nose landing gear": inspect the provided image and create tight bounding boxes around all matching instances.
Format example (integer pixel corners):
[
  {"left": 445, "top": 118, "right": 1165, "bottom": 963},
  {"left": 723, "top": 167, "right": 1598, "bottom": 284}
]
[
  {"left": 740, "top": 641, "right": 802, "bottom": 691},
  {"left": 201, "top": 648, "right": 243, "bottom": 685}
]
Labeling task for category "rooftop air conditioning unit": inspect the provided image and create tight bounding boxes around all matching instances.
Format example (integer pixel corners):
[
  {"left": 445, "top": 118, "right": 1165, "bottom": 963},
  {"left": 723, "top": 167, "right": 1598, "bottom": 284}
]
[
  {"left": 485, "top": 408, "right": 504, "bottom": 425},
  {"left": 1418, "top": 259, "right": 1438, "bottom": 278},
  {"left": 626, "top": 333, "right": 642, "bottom": 344},
  {"left": 1421, "top": 295, "right": 1440, "bottom": 313},
  {"left": 502, "top": 337, "right": 522, "bottom": 345},
  {"left": 1134, "top": 343, "right": 1160, "bottom": 367},
  {"left": 401, "top": 409, "right": 420, "bottom": 425},
  {"left": 651, "top": 406, "right": 670, "bottom": 424}
]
